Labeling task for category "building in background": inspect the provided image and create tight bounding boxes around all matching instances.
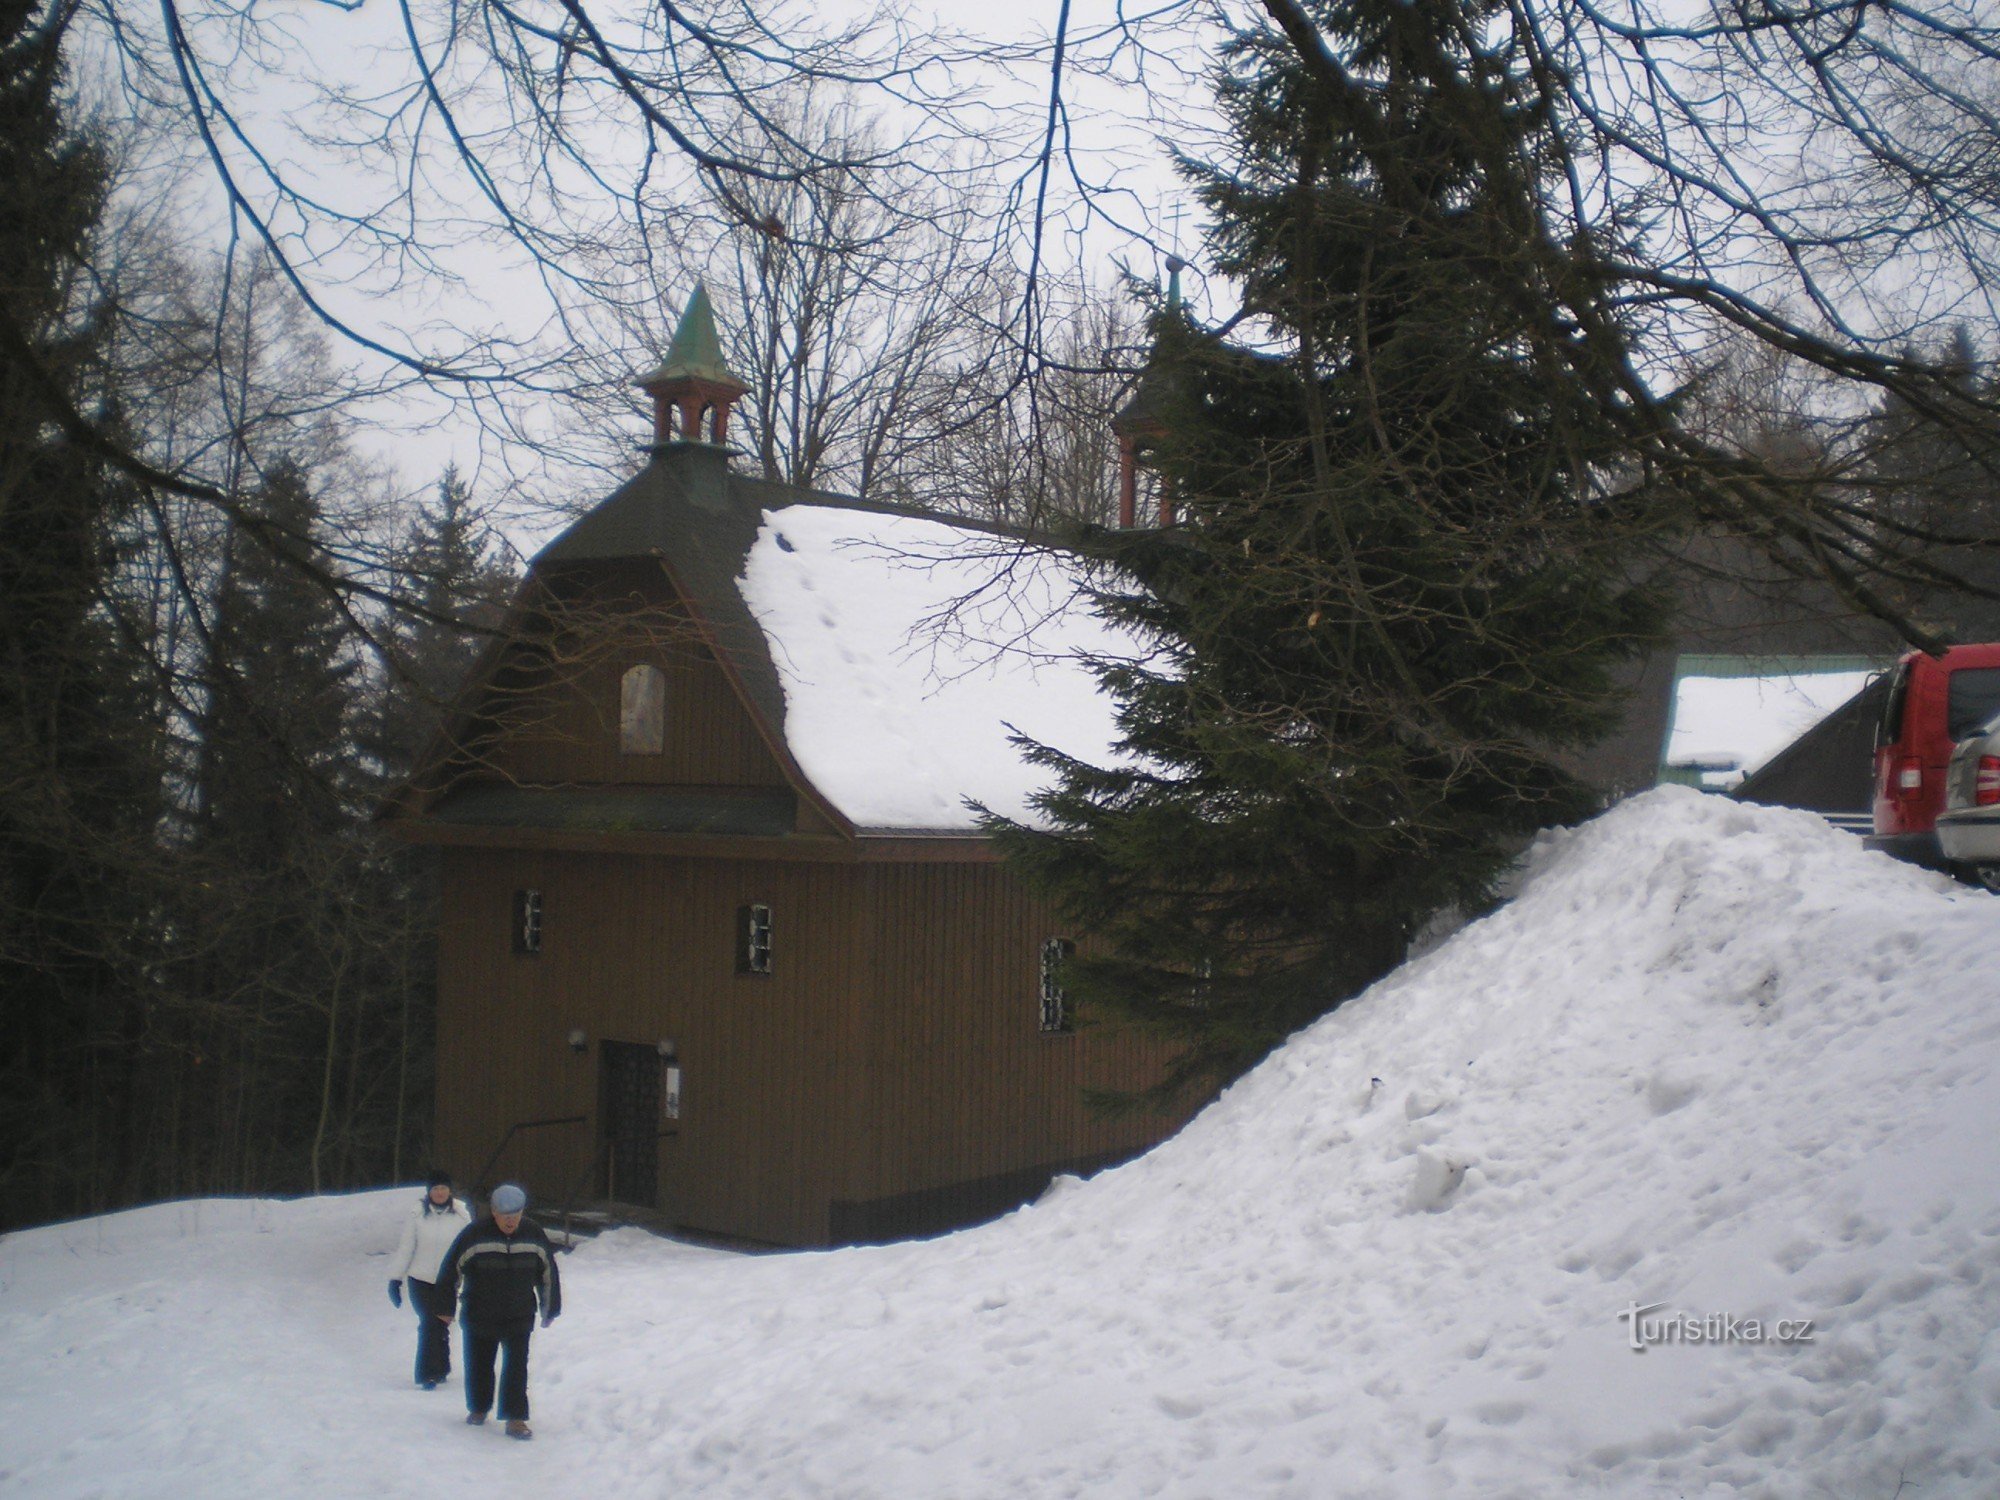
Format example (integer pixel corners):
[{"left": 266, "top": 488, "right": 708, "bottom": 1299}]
[{"left": 384, "top": 289, "right": 1188, "bottom": 1247}]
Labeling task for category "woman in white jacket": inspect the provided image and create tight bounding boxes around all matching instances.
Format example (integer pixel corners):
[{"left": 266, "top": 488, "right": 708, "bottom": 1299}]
[{"left": 387, "top": 1170, "right": 472, "bottom": 1388}]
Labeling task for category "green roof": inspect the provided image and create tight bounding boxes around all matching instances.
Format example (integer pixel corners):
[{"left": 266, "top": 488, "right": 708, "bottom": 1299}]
[{"left": 637, "top": 283, "right": 746, "bottom": 390}]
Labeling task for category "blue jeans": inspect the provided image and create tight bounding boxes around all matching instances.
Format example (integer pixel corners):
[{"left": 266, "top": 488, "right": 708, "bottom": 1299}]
[{"left": 406, "top": 1278, "right": 452, "bottom": 1384}]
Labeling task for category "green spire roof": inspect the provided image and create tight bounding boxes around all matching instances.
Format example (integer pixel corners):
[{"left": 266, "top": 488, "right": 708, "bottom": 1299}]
[
  {"left": 637, "top": 283, "right": 747, "bottom": 390},
  {"left": 1114, "top": 260, "right": 1195, "bottom": 434}
]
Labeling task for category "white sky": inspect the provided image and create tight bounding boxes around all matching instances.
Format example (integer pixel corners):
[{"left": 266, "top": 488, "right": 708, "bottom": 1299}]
[
  {"left": 76, "top": 0, "right": 1998, "bottom": 547},
  {"left": 80, "top": 0, "right": 1210, "bottom": 532}
]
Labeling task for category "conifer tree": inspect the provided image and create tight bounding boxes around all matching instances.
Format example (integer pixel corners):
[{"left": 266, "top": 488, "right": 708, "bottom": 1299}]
[
  {"left": 174, "top": 458, "right": 369, "bottom": 1188},
  {"left": 1864, "top": 329, "right": 2000, "bottom": 641},
  {"left": 359, "top": 464, "right": 512, "bottom": 1182},
  {"left": 198, "top": 459, "right": 360, "bottom": 844},
  {"left": 367, "top": 464, "right": 510, "bottom": 781},
  {"left": 0, "top": 0, "right": 167, "bottom": 1222},
  {"left": 987, "top": 0, "right": 1672, "bottom": 1103}
]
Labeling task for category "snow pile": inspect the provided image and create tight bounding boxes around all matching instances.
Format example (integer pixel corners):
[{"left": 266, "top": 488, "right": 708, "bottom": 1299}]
[
  {"left": 6, "top": 789, "right": 2000, "bottom": 1497},
  {"left": 737, "top": 507, "right": 1148, "bottom": 830}
]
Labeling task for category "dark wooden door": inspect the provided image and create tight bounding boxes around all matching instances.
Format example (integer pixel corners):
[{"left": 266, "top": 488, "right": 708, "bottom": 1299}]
[{"left": 600, "top": 1041, "right": 663, "bottom": 1207}]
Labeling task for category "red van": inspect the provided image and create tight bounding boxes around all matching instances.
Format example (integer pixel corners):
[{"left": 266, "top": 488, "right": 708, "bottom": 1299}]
[{"left": 1868, "top": 643, "right": 2000, "bottom": 867}]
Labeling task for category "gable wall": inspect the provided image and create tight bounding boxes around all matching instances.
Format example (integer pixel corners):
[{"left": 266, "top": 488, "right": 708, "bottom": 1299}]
[{"left": 462, "top": 562, "right": 790, "bottom": 793}]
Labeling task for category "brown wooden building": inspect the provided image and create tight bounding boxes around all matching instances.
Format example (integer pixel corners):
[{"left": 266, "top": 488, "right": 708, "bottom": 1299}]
[{"left": 385, "top": 289, "right": 1187, "bottom": 1247}]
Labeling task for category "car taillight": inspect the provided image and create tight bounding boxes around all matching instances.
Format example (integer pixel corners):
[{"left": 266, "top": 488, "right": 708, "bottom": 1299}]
[
  {"left": 1978, "top": 756, "right": 2000, "bottom": 807},
  {"left": 1896, "top": 757, "right": 1924, "bottom": 797}
]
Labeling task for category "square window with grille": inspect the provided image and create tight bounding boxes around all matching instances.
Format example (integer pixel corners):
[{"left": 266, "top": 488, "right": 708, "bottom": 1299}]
[
  {"left": 1039, "top": 937, "right": 1075, "bottom": 1033},
  {"left": 737, "top": 903, "right": 773, "bottom": 975},
  {"left": 512, "top": 889, "right": 543, "bottom": 955}
]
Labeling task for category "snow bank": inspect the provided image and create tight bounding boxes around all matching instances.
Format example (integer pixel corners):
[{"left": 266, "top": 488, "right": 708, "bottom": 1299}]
[
  {"left": 6, "top": 789, "right": 1999, "bottom": 1497},
  {"left": 737, "top": 507, "right": 1148, "bottom": 830}
]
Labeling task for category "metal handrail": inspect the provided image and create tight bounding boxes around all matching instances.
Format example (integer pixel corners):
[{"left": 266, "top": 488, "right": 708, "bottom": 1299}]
[{"left": 472, "top": 1114, "right": 587, "bottom": 1198}]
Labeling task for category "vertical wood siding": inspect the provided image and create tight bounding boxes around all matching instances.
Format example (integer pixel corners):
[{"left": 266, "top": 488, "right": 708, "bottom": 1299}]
[
  {"left": 482, "top": 634, "right": 786, "bottom": 792},
  {"left": 424, "top": 559, "right": 1188, "bottom": 1246},
  {"left": 434, "top": 846, "right": 1187, "bottom": 1247}
]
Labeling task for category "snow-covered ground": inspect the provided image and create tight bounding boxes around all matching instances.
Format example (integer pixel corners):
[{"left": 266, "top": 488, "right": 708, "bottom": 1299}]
[{"left": 6, "top": 789, "right": 1999, "bottom": 1498}]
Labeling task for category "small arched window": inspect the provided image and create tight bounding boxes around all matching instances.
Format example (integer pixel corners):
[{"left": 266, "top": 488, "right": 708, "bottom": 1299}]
[{"left": 620, "top": 664, "right": 667, "bottom": 755}]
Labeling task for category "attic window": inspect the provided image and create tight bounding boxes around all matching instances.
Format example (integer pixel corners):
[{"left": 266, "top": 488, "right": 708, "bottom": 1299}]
[
  {"left": 513, "top": 889, "right": 543, "bottom": 955},
  {"left": 737, "top": 903, "right": 773, "bottom": 976},
  {"left": 620, "top": 664, "right": 667, "bottom": 755},
  {"left": 1039, "top": 937, "right": 1075, "bottom": 1034}
]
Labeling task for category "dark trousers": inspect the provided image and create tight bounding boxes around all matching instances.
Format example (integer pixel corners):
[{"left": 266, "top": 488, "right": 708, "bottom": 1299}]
[
  {"left": 406, "top": 1278, "right": 452, "bottom": 1384},
  {"left": 464, "top": 1320, "right": 534, "bottom": 1421}
]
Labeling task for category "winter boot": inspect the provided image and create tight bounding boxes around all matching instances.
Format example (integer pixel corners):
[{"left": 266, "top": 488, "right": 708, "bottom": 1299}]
[
  {"left": 465, "top": 1412, "right": 487, "bottom": 1426},
  {"left": 506, "top": 1420, "right": 532, "bottom": 1440}
]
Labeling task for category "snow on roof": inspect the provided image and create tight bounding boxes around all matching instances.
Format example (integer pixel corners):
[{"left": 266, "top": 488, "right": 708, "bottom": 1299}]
[
  {"left": 737, "top": 505, "right": 1149, "bottom": 832},
  {"left": 12, "top": 791, "right": 2000, "bottom": 1494},
  {"left": 1664, "top": 665, "right": 1878, "bottom": 776}
]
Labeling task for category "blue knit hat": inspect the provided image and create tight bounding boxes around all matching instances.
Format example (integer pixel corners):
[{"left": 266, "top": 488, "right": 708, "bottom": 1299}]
[{"left": 490, "top": 1183, "right": 527, "bottom": 1214}]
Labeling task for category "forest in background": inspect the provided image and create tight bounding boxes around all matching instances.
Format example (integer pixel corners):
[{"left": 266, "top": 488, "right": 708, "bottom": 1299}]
[{"left": 0, "top": 29, "right": 519, "bottom": 1216}]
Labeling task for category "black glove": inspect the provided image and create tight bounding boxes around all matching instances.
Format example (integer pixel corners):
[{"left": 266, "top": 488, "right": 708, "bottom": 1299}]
[
  {"left": 388, "top": 1280, "right": 403, "bottom": 1308},
  {"left": 540, "top": 1311, "right": 555, "bottom": 1329}
]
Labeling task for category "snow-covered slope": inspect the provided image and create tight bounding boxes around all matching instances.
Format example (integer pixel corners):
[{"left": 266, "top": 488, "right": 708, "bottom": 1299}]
[{"left": 6, "top": 789, "right": 1999, "bottom": 1498}]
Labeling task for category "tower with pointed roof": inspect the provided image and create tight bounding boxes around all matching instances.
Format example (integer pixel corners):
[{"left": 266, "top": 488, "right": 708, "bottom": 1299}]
[
  {"left": 637, "top": 283, "right": 751, "bottom": 449},
  {"left": 1111, "top": 256, "right": 1189, "bottom": 528}
]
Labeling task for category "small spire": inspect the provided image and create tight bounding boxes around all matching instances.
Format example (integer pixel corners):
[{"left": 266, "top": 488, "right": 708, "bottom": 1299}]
[
  {"left": 1112, "top": 255, "right": 1194, "bottom": 528},
  {"left": 638, "top": 283, "right": 745, "bottom": 389},
  {"left": 636, "top": 282, "right": 749, "bottom": 450}
]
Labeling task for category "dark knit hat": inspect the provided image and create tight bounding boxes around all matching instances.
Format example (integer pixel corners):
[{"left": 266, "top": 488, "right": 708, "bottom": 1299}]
[{"left": 426, "top": 1168, "right": 453, "bottom": 1190}]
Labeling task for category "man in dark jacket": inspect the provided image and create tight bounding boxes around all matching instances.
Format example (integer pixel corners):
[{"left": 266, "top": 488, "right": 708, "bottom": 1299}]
[{"left": 433, "top": 1183, "right": 562, "bottom": 1440}]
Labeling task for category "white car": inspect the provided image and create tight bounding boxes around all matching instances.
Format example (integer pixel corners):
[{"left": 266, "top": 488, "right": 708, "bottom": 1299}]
[{"left": 1935, "top": 712, "right": 2000, "bottom": 888}]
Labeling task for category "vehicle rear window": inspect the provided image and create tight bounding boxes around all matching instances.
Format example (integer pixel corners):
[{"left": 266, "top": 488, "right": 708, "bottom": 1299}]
[
  {"left": 1946, "top": 666, "right": 2000, "bottom": 739},
  {"left": 1878, "top": 662, "right": 1909, "bottom": 747}
]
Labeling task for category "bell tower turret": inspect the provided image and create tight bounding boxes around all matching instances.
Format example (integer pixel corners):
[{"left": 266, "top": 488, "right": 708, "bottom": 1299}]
[
  {"left": 1111, "top": 256, "right": 1188, "bottom": 527},
  {"left": 637, "top": 283, "right": 750, "bottom": 450}
]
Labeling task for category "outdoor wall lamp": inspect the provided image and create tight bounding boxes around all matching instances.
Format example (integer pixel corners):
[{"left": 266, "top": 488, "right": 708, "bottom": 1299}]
[
  {"left": 656, "top": 1037, "right": 677, "bottom": 1061},
  {"left": 567, "top": 1028, "right": 588, "bottom": 1054}
]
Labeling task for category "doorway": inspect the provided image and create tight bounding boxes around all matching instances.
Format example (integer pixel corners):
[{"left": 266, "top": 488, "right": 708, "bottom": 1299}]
[{"left": 599, "top": 1040, "right": 665, "bottom": 1207}]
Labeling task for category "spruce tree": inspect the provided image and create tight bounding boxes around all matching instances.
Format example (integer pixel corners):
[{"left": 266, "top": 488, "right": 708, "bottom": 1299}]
[
  {"left": 1865, "top": 329, "right": 2000, "bottom": 641},
  {"left": 177, "top": 458, "right": 367, "bottom": 1188},
  {"left": 198, "top": 459, "right": 360, "bottom": 846},
  {"left": 986, "top": 0, "right": 1671, "bottom": 1103},
  {"left": 359, "top": 464, "right": 512, "bottom": 1182},
  {"left": 0, "top": 0, "right": 167, "bottom": 1223},
  {"left": 367, "top": 463, "right": 510, "bottom": 781}
]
